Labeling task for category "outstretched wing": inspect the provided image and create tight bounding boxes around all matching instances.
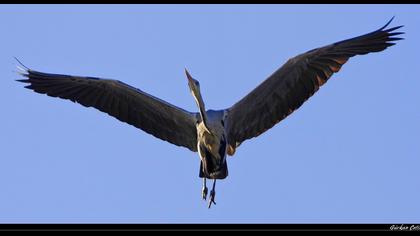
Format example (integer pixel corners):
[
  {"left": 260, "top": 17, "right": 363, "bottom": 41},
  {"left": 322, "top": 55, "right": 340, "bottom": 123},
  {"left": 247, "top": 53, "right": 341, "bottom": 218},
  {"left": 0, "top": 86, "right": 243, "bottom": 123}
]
[
  {"left": 17, "top": 68, "right": 199, "bottom": 152},
  {"left": 225, "top": 17, "right": 404, "bottom": 153}
]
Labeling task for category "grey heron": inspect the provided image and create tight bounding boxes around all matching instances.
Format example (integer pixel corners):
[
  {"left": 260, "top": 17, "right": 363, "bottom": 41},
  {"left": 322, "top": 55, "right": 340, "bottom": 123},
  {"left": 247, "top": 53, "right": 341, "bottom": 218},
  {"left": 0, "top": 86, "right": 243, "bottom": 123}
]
[{"left": 16, "top": 18, "right": 403, "bottom": 208}]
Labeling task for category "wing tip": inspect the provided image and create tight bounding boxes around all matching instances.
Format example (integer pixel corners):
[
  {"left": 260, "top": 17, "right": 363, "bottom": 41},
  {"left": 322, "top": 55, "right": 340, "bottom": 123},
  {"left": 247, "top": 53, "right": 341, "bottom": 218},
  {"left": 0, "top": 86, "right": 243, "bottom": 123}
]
[
  {"left": 14, "top": 57, "right": 32, "bottom": 79},
  {"left": 379, "top": 16, "right": 404, "bottom": 34},
  {"left": 15, "top": 79, "right": 30, "bottom": 83},
  {"left": 14, "top": 58, "right": 32, "bottom": 85},
  {"left": 380, "top": 16, "right": 395, "bottom": 30},
  {"left": 14, "top": 57, "right": 30, "bottom": 71},
  {"left": 378, "top": 17, "right": 405, "bottom": 44},
  {"left": 380, "top": 16, "right": 404, "bottom": 34}
]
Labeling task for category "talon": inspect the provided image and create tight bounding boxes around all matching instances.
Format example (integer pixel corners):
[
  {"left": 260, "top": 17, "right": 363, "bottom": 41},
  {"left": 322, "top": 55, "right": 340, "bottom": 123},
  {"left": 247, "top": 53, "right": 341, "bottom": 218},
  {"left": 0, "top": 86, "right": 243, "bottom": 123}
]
[
  {"left": 202, "top": 186, "right": 208, "bottom": 200},
  {"left": 208, "top": 190, "right": 216, "bottom": 208}
]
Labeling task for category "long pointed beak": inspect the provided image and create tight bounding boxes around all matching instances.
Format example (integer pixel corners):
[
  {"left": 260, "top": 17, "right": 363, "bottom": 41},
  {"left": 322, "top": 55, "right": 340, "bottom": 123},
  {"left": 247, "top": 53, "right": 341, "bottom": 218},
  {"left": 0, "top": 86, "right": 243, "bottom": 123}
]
[{"left": 185, "top": 68, "right": 193, "bottom": 82}]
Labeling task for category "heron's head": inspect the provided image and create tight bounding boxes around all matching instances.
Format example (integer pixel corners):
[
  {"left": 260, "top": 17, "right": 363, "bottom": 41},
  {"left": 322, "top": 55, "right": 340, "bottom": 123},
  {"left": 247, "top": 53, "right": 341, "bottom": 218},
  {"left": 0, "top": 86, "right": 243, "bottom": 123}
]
[
  {"left": 185, "top": 68, "right": 210, "bottom": 131},
  {"left": 185, "top": 68, "right": 201, "bottom": 98}
]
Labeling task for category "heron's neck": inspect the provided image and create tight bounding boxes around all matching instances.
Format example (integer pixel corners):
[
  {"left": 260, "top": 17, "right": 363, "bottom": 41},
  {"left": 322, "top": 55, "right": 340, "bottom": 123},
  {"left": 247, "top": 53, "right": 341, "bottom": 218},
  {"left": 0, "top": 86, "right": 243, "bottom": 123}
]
[{"left": 194, "top": 92, "right": 210, "bottom": 133}]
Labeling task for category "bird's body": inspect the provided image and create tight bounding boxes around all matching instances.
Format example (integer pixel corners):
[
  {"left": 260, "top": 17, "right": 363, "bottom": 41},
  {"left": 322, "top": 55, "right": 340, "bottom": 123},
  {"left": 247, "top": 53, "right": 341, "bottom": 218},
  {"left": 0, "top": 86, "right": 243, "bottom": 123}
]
[
  {"left": 196, "top": 110, "right": 228, "bottom": 179},
  {"left": 16, "top": 17, "right": 404, "bottom": 208}
]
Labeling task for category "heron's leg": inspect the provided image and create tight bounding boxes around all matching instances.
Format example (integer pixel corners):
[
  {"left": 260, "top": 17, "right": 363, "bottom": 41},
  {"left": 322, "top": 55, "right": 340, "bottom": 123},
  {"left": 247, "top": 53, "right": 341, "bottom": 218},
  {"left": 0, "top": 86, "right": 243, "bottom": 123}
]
[
  {"left": 208, "top": 179, "right": 216, "bottom": 208},
  {"left": 202, "top": 178, "right": 208, "bottom": 200}
]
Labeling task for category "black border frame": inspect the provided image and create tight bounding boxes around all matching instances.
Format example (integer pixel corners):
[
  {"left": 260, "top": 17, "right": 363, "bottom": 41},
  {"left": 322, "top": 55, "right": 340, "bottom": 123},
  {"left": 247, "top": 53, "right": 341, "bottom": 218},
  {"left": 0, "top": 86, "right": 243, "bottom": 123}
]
[{"left": 1, "top": 223, "right": 419, "bottom": 231}]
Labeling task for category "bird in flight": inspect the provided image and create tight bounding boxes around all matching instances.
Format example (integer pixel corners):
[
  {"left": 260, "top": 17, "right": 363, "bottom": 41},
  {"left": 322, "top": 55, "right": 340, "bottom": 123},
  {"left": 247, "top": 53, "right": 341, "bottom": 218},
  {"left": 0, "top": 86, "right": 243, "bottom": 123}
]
[{"left": 17, "top": 17, "right": 403, "bottom": 208}]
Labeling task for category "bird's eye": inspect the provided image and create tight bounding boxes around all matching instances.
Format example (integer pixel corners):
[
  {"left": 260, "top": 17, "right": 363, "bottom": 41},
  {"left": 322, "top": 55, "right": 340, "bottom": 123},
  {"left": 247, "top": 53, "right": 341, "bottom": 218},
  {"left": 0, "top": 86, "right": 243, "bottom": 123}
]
[{"left": 195, "top": 81, "right": 200, "bottom": 86}]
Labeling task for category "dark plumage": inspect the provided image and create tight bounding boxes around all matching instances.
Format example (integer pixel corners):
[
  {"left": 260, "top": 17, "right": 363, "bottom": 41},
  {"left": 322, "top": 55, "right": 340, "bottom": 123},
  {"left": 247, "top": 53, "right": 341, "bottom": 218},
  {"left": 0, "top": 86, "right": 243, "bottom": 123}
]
[
  {"left": 225, "top": 17, "right": 403, "bottom": 151},
  {"left": 17, "top": 68, "right": 199, "bottom": 152},
  {"left": 17, "top": 17, "right": 403, "bottom": 208}
]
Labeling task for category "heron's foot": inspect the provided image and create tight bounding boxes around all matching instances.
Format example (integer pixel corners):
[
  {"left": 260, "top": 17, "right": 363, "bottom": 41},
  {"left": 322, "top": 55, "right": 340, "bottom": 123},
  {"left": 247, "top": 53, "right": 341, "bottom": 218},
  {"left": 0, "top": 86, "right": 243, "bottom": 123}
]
[
  {"left": 202, "top": 186, "right": 208, "bottom": 200},
  {"left": 208, "top": 189, "right": 216, "bottom": 208}
]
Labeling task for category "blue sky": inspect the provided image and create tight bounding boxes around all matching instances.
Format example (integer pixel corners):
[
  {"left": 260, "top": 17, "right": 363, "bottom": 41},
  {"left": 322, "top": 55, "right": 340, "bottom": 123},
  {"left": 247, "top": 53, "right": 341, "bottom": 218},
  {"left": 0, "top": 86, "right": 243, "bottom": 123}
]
[{"left": 0, "top": 4, "right": 419, "bottom": 223}]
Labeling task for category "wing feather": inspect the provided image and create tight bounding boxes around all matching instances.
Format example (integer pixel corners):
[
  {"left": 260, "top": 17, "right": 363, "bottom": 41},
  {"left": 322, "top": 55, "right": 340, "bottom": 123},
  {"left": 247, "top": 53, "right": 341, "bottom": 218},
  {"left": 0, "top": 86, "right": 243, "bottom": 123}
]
[
  {"left": 17, "top": 69, "right": 198, "bottom": 152},
  {"left": 225, "top": 18, "right": 404, "bottom": 152}
]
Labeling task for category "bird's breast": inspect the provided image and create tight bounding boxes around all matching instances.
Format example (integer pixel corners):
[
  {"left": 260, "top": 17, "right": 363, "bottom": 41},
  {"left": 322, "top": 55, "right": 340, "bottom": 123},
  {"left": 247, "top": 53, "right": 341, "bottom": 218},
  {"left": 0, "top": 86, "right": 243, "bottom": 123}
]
[{"left": 197, "top": 122, "right": 226, "bottom": 159}]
